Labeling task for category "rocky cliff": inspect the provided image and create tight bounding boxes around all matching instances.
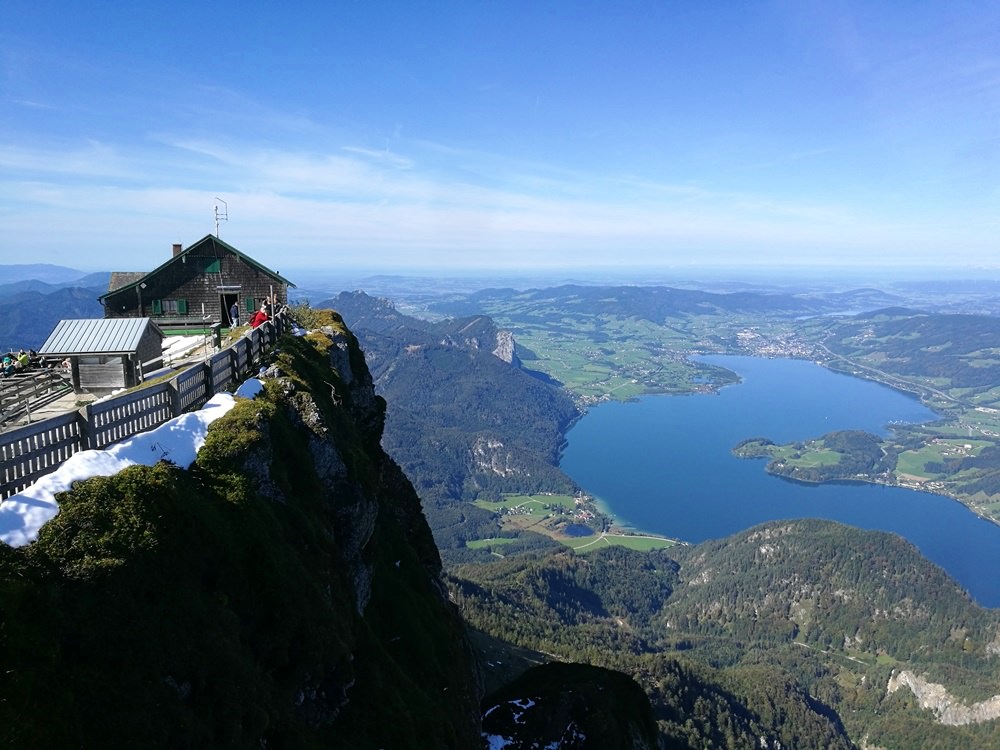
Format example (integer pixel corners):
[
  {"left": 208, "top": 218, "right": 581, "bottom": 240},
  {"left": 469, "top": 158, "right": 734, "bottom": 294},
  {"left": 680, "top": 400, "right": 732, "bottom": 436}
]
[
  {"left": 887, "top": 670, "right": 1000, "bottom": 726},
  {"left": 0, "top": 312, "right": 482, "bottom": 748},
  {"left": 324, "top": 290, "right": 579, "bottom": 547}
]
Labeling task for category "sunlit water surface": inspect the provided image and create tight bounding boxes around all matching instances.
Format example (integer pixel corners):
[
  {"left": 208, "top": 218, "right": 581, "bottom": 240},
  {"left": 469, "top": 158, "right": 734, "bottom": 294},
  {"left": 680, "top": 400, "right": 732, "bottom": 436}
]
[{"left": 561, "top": 355, "right": 1000, "bottom": 607}]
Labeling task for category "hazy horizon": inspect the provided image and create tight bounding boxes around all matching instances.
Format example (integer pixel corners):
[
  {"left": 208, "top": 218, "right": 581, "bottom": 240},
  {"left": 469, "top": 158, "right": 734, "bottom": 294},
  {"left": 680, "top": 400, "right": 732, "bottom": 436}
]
[{"left": 7, "top": 259, "right": 1000, "bottom": 290}]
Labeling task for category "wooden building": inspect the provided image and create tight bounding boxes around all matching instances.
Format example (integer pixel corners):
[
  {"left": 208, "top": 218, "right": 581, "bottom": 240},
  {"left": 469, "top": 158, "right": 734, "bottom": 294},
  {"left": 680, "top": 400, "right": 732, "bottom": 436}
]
[
  {"left": 38, "top": 318, "right": 164, "bottom": 395},
  {"left": 100, "top": 235, "right": 294, "bottom": 330}
]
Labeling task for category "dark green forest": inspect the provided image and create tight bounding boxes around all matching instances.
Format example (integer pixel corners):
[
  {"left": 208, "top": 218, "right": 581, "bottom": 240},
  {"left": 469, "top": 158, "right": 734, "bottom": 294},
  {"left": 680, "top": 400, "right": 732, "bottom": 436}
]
[{"left": 451, "top": 520, "right": 1000, "bottom": 749}]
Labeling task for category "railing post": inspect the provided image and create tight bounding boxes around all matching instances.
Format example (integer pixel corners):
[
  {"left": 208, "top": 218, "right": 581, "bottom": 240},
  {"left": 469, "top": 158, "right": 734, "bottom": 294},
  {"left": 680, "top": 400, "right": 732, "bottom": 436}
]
[
  {"left": 203, "top": 360, "right": 214, "bottom": 401},
  {"left": 78, "top": 403, "right": 93, "bottom": 450},
  {"left": 169, "top": 376, "right": 181, "bottom": 419}
]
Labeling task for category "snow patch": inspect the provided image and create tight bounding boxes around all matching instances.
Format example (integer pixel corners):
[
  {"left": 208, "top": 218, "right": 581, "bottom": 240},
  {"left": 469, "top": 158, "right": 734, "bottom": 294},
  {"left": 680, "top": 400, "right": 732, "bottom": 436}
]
[
  {"left": 162, "top": 335, "right": 207, "bottom": 363},
  {"left": 483, "top": 735, "right": 513, "bottom": 750},
  {"left": 0, "top": 379, "right": 266, "bottom": 548}
]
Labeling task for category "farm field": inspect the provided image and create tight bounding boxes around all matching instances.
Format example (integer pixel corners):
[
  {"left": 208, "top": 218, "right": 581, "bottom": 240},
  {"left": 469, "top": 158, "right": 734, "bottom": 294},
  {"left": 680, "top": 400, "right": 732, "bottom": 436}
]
[
  {"left": 895, "top": 440, "right": 989, "bottom": 479},
  {"left": 441, "top": 287, "right": 1000, "bottom": 526},
  {"left": 567, "top": 532, "right": 678, "bottom": 552},
  {"left": 471, "top": 493, "right": 676, "bottom": 551}
]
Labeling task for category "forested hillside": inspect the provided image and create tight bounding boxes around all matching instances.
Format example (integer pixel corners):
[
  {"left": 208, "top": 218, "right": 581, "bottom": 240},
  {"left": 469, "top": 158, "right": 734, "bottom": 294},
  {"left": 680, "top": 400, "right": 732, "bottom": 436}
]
[
  {"left": 451, "top": 519, "right": 1000, "bottom": 749},
  {"left": 317, "top": 292, "right": 579, "bottom": 558},
  {"left": 820, "top": 309, "right": 1000, "bottom": 390}
]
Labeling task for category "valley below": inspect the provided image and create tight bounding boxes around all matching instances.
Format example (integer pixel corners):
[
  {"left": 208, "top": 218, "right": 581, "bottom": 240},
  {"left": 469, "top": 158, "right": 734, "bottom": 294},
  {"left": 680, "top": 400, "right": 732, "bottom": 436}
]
[
  {"left": 325, "top": 279, "right": 1000, "bottom": 748},
  {"left": 421, "top": 284, "right": 1000, "bottom": 530}
]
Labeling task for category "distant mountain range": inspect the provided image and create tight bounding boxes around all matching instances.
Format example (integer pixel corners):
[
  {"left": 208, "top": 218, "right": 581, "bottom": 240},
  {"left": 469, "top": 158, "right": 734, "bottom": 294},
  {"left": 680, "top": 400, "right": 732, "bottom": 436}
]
[
  {"left": 0, "top": 265, "right": 109, "bottom": 352},
  {"left": 0, "top": 263, "right": 105, "bottom": 285},
  {"left": 428, "top": 282, "right": 908, "bottom": 320}
]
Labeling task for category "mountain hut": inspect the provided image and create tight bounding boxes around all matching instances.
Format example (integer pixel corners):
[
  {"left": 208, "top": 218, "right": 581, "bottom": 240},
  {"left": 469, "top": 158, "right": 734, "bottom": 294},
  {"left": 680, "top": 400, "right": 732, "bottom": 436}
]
[{"left": 99, "top": 235, "right": 294, "bottom": 332}]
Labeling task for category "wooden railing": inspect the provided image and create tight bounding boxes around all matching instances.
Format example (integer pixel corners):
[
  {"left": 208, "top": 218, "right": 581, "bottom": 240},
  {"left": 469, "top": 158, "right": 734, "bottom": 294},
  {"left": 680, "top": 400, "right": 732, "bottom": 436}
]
[
  {"left": 0, "top": 369, "right": 74, "bottom": 428},
  {"left": 0, "top": 315, "right": 287, "bottom": 500}
]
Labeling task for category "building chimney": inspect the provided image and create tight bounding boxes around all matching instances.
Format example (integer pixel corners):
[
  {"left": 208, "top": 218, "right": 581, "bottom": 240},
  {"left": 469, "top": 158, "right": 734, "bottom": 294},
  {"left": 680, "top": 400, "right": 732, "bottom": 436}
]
[{"left": 172, "top": 243, "right": 183, "bottom": 257}]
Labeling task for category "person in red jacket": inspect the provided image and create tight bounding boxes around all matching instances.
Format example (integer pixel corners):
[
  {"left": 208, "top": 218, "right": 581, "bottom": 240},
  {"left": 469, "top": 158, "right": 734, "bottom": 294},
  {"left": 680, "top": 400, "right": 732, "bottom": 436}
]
[{"left": 249, "top": 307, "right": 269, "bottom": 328}]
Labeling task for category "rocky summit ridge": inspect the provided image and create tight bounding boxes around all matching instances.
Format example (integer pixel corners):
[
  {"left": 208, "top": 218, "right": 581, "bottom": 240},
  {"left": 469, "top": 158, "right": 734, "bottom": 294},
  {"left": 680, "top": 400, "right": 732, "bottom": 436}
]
[{"left": 0, "top": 313, "right": 484, "bottom": 748}]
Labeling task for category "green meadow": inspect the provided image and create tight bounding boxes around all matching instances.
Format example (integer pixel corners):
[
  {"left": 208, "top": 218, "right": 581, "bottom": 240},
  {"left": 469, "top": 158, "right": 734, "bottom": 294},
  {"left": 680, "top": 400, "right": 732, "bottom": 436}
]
[
  {"left": 471, "top": 493, "right": 677, "bottom": 552},
  {"left": 567, "top": 533, "right": 677, "bottom": 552}
]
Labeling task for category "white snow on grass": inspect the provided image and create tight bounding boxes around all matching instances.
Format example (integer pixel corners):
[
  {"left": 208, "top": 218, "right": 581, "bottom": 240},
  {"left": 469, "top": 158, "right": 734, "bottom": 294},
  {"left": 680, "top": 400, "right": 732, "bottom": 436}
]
[
  {"left": 162, "top": 334, "right": 208, "bottom": 364},
  {"left": 0, "top": 378, "right": 265, "bottom": 548},
  {"left": 482, "top": 697, "right": 542, "bottom": 748},
  {"left": 483, "top": 735, "right": 513, "bottom": 750}
]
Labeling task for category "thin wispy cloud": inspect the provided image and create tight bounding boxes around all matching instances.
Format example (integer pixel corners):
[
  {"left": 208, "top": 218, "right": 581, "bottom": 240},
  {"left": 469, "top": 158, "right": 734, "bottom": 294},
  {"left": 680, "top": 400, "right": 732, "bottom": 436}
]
[
  {"left": 341, "top": 146, "right": 414, "bottom": 170},
  {"left": 1, "top": 126, "right": 996, "bottom": 272}
]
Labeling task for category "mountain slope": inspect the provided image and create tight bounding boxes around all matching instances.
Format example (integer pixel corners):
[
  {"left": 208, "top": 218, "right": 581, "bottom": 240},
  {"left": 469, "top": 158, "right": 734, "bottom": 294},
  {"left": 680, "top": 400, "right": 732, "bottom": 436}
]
[
  {"left": 0, "top": 285, "right": 106, "bottom": 351},
  {"left": 0, "top": 315, "right": 482, "bottom": 748},
  {"left": 321, "top": 291, "right": 580, "bottom": 557},
  {"left": 451, "top": 519, "right": 1000, "bottom": 749}
]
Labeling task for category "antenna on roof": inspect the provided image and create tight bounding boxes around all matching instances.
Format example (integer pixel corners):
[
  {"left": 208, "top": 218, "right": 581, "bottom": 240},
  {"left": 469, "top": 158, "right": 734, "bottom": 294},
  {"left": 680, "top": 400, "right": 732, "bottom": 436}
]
[{"left": 213, "top": 197, "right": 228, "bottom": 237}]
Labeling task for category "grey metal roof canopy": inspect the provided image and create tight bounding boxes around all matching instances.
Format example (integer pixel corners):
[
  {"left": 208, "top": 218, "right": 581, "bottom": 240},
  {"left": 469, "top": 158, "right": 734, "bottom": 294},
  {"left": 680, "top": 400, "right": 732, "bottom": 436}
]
[{"left": 38, "top": 318, "right": 163, "bottom": 356}]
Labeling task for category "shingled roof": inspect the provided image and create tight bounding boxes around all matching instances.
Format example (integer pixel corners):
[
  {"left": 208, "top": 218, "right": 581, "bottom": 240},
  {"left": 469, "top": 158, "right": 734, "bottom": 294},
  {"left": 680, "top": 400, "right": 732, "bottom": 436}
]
[
  {"left": 100, "top": 235, "right": 295, "bottom": 302},
  {"left": 107, "top": 272, "right": 146, "bottom": 293}
]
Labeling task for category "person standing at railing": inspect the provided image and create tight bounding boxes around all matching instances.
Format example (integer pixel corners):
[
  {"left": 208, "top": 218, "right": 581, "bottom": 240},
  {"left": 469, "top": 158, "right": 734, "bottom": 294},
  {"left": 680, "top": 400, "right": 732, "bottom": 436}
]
[{"left": 249, "top": 306, "right": 269, "bottom": 329}]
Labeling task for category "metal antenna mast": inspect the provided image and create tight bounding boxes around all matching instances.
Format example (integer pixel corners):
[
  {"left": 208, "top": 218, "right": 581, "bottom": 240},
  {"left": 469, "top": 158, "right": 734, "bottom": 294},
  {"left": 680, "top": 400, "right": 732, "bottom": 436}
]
[{"left": 214, "top": 197, "right": 228, "bottom": 237}]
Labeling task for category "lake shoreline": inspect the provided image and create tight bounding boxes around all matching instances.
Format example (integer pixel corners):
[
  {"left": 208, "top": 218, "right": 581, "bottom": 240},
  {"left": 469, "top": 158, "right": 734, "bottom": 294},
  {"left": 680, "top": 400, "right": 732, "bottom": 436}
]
[{"left": 560, "top": 355, "right": 1000, "bottom": 607}]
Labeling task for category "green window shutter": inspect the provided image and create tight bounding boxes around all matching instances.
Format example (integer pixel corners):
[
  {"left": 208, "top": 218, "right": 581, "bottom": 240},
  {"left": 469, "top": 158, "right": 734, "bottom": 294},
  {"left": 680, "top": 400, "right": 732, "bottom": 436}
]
[
  {"left": 246, "top": 298, "right": 256, "bottom": 313},
  {"left": 152, "top": 299, "right": 162, "bottom": 315},
  {"left": 177, "top": 299, "right": 188, "bottom": 315},
  {"left": 205, "top": 259, "right": 220, "bottom": 274}
]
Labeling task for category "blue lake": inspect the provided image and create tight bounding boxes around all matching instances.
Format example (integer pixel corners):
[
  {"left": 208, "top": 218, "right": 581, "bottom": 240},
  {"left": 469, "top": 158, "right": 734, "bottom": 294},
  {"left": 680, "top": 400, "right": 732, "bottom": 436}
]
[{"left": 560, "top": 355, "right": 1000, "bottom": 608}]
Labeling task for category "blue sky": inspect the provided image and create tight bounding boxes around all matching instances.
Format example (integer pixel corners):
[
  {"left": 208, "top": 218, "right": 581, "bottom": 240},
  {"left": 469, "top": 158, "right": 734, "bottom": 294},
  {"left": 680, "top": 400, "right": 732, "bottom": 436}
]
[{"left": 2, "top": 1, "right": 999, "bottom": 273}]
